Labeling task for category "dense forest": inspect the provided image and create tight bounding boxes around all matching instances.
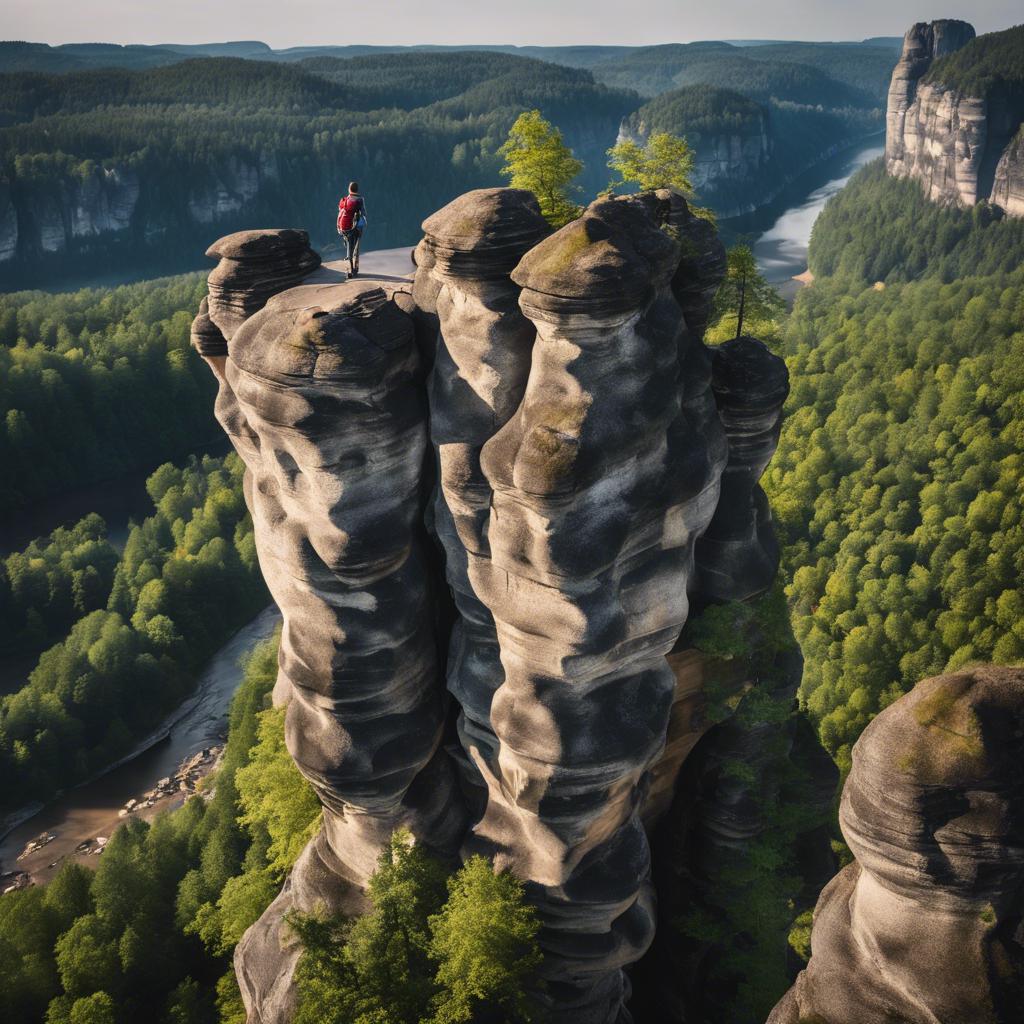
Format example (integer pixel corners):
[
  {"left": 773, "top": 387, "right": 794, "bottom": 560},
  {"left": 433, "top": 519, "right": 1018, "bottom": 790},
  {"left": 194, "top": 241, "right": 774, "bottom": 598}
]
[
  {"left": 0, "top": 274, "right": 216, "bottom": 515},
  {"left": 0, "top": 54, "right": 639, "bottom": 284},
  {"left": 0, "top": 454, "right": 266, "bottom": 811},
  {"left": 808, "top": 159, "right": 1024, "bottom": 282},
  {"left": 765, "top": 166, "right": 1024, "bottom": 774},
  {"left": 924, "top": 23, "right": 1024, "bottom": 95},
  {"left": 0, "top": 515, "right": 118, "bottom": 660},
  {"left": 624, "top": 83, "right": 880, "bottom": 215},
  {"left": 587, "top": 40, "right": 894, "bottom": 103},
  {"left": 0, "top": 41, "right": 897, "bottom": 285}
]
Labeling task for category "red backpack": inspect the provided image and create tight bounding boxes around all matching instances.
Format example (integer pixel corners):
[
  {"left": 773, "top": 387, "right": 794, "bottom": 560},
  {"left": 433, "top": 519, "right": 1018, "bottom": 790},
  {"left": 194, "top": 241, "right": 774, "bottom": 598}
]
[{"left": 337, "top": 195, "right": 363, "bottom": 232}]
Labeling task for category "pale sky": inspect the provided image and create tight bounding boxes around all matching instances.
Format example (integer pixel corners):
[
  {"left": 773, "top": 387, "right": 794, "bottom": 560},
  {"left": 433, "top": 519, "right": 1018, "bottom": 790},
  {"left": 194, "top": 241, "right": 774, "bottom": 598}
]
[{"left": 4, "top": 0, "right": 1021, "bottom": 49}]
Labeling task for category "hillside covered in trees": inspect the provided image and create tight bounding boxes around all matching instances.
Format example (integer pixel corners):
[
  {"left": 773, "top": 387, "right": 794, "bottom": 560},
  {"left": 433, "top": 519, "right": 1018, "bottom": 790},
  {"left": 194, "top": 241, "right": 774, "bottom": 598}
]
[
  {"left": 0, "top": 454, "right": 266, "bottom": 811},
  {"left": 0, "top": 40, "right": 897, "bottom": 285},
  {"left": 0, "top": 274, "right": 217, "bottom": 515},
  {"left": 765, "top": 164, "right": 1024, "bottom": 774},
  {"left": 0, "top": 53, "right": 638, "bottom": 285}
]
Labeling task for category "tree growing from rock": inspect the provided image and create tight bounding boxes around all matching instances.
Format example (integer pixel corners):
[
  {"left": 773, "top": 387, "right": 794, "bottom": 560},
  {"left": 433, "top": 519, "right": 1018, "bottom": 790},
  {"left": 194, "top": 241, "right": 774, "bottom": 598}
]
[
  {"left": 498, "top": 109, "right": 582, "bottom": 228},
  {"left": 711, "top": 244, "right": 785, "bottom": 342},
  {"left": 607, "top": 130, "right": 696, "bottom": 194}
]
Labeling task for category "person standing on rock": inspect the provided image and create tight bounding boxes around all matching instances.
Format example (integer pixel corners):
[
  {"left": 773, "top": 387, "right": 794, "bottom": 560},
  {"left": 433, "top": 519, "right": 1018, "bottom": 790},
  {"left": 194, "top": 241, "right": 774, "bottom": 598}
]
[{"left": 337, "top": 181, "right": 367, "bottom": 277}]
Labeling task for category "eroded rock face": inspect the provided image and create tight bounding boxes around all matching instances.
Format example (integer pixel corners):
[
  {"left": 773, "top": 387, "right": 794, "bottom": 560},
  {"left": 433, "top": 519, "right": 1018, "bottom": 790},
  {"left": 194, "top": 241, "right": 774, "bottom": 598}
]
[
  {"left": 205, "top": 229, "right": 320, "bottom": 341},
  {"left": 193, "top": 187, "right": 818, "bottom": 1024},
  {"left": 693, "top": 336, "right": 788, "bottom": 604},
  {"left": 769, "top": 666, "right": 1024, "bottom": 1024},
  {"left": 445, "top": 190, "right": 728, "bottom": 1022},
  {"left": 885, "top": 20, "right": 1024, "bottom": 216},
  {"left": 208, "top": 277, "right": 464, "bottom": 1022},
  {"left": 412, "top": 188, "right": 551, "bottom": 812}
]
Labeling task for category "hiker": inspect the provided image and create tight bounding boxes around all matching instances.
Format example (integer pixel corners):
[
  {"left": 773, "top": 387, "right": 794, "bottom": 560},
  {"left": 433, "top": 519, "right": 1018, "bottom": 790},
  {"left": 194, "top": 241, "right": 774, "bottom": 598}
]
[{"left": 337, "top": 181, "right": 367, "bottom": 277}]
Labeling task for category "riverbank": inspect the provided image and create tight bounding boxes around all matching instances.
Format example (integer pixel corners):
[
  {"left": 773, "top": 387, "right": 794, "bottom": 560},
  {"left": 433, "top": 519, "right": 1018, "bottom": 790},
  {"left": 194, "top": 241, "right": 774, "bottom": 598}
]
[{"left": 0, "top": 605, "right": 280, "bottom": 886}]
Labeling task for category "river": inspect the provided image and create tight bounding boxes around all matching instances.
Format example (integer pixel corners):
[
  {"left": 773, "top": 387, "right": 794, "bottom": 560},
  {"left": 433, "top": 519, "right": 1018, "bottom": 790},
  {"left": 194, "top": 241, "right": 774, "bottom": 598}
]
[
  {"left": 0, "top": 605, "right": 280, "bottom": 885},
  {"left": 0, "top": 154, "right": 879, "bottom": 886},
  {"left": 724, "top": 135, "right": 885, "bottom": 298}
]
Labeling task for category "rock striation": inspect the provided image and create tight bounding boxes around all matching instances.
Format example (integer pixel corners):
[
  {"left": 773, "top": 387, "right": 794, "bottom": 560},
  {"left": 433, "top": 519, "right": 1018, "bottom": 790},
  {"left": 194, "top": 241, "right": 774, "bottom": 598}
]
[
  {"left": 885, "top": 20, "right": 1024, "bottom": 216},
  {"left": 205, "top": 229, "right": 320, "bottom": 341},
  {"left": 448, "top": 189, "right": 728, "bottom": 1021},
  {"left": 192, "top": 189, "right": 822, "bottom": 1024},
  {"left": 769, "top": 666, "right": 1024, "bottom": 1024},
  {"left": 204, "top": 265, "right": 464, "bottom": 1022},
  {"left": 693, "top": 336, "right": 789, "bottom": 604}
]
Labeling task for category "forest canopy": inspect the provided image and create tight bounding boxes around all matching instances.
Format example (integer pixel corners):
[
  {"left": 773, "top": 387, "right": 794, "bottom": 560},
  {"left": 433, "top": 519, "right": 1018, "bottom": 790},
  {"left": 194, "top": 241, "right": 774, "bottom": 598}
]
[{"left": 767, "top": 168, "right": 1024, "bottom": 774}]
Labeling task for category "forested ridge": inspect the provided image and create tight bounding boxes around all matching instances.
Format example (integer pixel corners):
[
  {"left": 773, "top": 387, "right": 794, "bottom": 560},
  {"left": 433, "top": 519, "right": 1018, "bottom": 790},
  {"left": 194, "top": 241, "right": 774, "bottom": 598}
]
[
  {"left": 0, "top": 53, "right": 639, "bottom": 284},
  {"left": 923, "top": 23, "right": 1024, "bottom": 96},
  {"left": 0, "top": 274, "right": 217, "bottom": 515},
  {"left": 766, "top": 166, "right": 1024, "bottom": 774},
  {"left": 0, "top": 42, "right": 896, "bottom": 285},
  {"left": 0, "top": 454, "right": 266, "bottom": 811}
]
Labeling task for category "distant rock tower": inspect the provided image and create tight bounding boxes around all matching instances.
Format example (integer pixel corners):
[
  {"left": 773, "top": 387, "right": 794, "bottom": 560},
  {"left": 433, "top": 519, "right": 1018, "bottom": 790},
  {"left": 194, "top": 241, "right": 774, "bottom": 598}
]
[{"left": 885, "top": 20, "right": 1024, "bottom": 216}]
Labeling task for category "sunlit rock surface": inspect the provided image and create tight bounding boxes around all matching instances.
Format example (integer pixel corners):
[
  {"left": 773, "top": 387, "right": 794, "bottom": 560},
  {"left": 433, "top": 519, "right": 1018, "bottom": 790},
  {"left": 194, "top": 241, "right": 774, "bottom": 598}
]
[
  {"left": 205, "top": 228, "right": 320, "bottom": 341},
  {"left": 192, "top": 190, "right": 828, "bottom": 1024},
  {"left": 885, "top": 20, "right": 1024, "bottom": 217},
  {"left": 769, "top": 666, "right": 1024, "bottom": 1024}
]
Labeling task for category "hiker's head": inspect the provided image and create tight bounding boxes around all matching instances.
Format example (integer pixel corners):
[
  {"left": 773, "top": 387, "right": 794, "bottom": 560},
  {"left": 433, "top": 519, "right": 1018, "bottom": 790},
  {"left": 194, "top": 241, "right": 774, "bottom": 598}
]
[{"left": 349, "top": 181, "right": 359, "bottom": 194}]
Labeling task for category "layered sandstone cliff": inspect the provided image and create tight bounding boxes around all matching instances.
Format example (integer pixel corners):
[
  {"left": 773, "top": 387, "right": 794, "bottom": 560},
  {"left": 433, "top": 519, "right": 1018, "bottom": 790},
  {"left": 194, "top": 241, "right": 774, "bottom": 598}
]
[
  {"left": 885, "top": 20, "right": 1024, "bottom": 216},
  {"left": 192, "top": 192, "right": 823, "bottom": 1024},
  {"left": 769, "top": 666, "right": 1024, "bottom": 1024}
]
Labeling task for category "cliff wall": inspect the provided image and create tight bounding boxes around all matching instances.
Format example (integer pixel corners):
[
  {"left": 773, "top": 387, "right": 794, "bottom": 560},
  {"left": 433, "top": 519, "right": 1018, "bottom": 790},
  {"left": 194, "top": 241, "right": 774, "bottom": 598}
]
[{"left": 885, "top": 20, "right": 1024, "bottom": 215}]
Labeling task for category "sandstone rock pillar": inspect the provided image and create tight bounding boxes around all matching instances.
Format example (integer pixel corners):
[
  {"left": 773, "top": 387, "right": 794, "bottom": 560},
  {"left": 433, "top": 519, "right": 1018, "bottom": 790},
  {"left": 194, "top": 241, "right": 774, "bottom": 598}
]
[
  {"left": 455, "top": 192, "right": 727, "bottom": 1022},
  {"left": 194, "top": 237, "right": 463, "bottom": 1022},
  {"left": 769, "top": 666, "right": 1024, "bottom": 1024},
  {"left": 412, "top": 188, "right": 551, "bottom": 811}
]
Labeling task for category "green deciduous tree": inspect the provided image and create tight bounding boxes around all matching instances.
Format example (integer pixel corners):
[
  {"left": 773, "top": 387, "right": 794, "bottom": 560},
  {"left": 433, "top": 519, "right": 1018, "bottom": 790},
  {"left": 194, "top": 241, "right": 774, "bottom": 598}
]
[
  {"left": 291, "top": 831, "right": 542, "bottom": 1024},
  {"left": 607, "top": 130, "right": 696, "bottom": 194},
  {"left": 428, "top": 856, "right": 542, "bottom": 1024},
  {"left": 498, "top": 109, "right": 583, "bottom": 228}
]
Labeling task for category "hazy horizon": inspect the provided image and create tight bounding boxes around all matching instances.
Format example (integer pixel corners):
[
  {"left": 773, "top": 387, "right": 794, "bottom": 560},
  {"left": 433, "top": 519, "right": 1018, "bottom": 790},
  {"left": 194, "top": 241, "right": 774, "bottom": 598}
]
[{"left": 5, "top": 0, "right": 1021, "bottom": 50}]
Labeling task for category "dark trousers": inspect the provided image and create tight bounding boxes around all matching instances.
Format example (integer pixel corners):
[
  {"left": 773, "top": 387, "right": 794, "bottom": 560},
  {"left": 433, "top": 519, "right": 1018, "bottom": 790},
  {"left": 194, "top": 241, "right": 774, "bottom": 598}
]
[{"left": 343, "top": 228, "right": 362, "bottom": 272}]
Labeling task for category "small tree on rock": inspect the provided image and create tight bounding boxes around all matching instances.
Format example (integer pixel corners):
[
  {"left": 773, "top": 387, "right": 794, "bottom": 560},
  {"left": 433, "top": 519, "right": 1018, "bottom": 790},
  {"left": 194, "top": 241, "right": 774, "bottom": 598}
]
[
  {"left": 499, "top": 110, "right": 582, "bottom": 229},
  {"left": 607, "top": 131, "right": 695, "bottom": 195},
  {"left": 711, "top": 244, "right": 785, "bottom": 342}
]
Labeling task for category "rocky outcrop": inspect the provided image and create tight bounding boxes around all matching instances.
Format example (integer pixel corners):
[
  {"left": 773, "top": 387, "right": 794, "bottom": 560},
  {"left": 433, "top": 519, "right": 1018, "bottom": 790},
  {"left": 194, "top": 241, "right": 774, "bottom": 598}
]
[
  {"left": 206, "top": 259, "right": 465, "bottom": 1021},
  {"left": 885, "top": 21, "right": 1024, "bottom": 215},
  {"left": 412, "top": 188, "right": 551, "bottom": 813},
  {"left": 192, "top": 190, "right": 827, "bottom": 1024},
  {"left": 188, "top": 156, "right": 277, "bottom": 224},
  {"left": 769, "top": 666, "right": 1024, "bottom": 1024},
  {"left": 992, "top": 126, "right": 1024, "bottom": 217},
  {"left": 694, "top": 336, "right": 788, "bottom": 605},
  {"left": 204, "top": 229, "right": 320, "bottom": 341},
  {"left": 68, "top": 166, "right": 140, "bottom": 238}
]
